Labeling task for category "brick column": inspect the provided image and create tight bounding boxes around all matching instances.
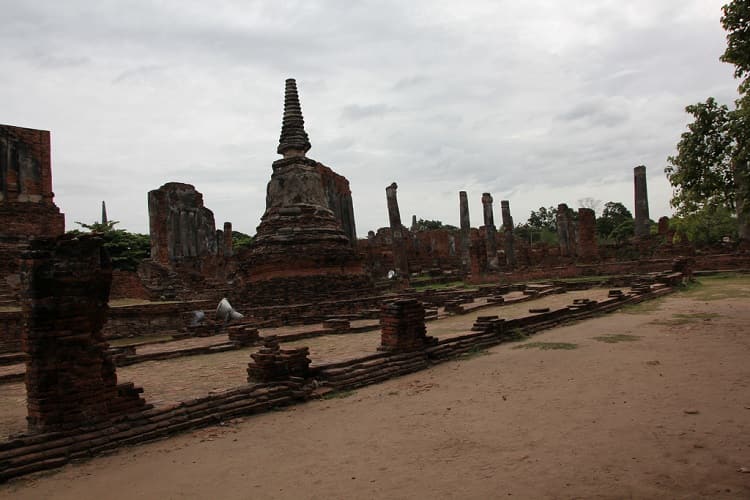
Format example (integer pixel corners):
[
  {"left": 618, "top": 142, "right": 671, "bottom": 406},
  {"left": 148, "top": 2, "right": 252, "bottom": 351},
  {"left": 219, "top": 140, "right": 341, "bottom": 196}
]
[
  {"left": 556, "top": 203, "right": 576, "bottom": 257},
  {"left": 500, "top": 200, "right": 516, "bottom": 268},
  {"left": 481, "top": 193, "right": 498, "bottom": 269},
  {"left": 223, "top": 221, "right": 233, "bottom": 257},
  {"left": 386, "top": 182, "right": 409, "bottom": 278},
  {"left": 22, "top": 234, "right": 147, "bottom": 433},
  {"left": 379, "top": 299, "right": 436, "bottom": 352},
  {"left": 634, "top": 165, "right": 650, "bottom": 238},
  {"left": 459, "top": 191, "right": 470, "bottom": 272},
  {"left": 576, "top": 208, "right": 597, "bottom": 261}
]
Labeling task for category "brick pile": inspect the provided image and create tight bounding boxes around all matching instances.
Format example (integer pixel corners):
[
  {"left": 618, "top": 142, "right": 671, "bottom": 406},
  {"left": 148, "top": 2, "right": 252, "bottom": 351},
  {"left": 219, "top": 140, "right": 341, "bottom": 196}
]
[
  {"left": 227, "top": 325, "right": 260, "bottom": 346},
  {"left": 21, "top": 234, "right": 148, "bottom": 433},
  {"left": 247, "top": 336, "right": 311, "bottom": 382},
  {"left": 379, "top": 299, "right": 437, "bottom": 352}
]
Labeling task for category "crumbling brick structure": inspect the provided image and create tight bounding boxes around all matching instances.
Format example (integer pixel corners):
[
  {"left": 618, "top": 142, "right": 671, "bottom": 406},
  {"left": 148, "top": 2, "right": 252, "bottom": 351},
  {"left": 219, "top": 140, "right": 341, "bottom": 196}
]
[
  {"left": 576, "top": 208, "right": 598, "bottom": 261},
  {"left": 556, "top": 203, "right": 576, "bottom": 258},
  {"left": 501, "top": 200, "right": 516, "bottom": 268},
  {"left": 22, "top": 234, "right": 147, "bottom": 433},
  {"left": 481, "top": 193, "right": 499, "bottom": 269},
  {"left": 237, "top": 79, "right": 372, "bottom": 306},
  {"left": 148, "top": 182, "right": 220, "bottom": 266},
  {"left": 0, "top": 124, "right": 65, "bottom": 304},
  {"left": 379, "top": 299, "right": 437, "bottom": 352},
  {"left": 459, "top": 191, "right": 471, "bottom": 271}
]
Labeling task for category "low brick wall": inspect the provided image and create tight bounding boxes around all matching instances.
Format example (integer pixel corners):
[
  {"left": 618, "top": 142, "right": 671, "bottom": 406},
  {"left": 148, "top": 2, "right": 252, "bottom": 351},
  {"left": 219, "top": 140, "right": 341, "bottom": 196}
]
[{"left": 103, "top": 301, "right": 212, "bottom": 340}]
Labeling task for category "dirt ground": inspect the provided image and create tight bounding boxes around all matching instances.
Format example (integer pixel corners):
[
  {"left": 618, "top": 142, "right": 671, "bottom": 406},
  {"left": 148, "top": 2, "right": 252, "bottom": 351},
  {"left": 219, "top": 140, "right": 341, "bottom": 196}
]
[{"left": 1, "top": 276, "right": 749, "bottom": 499}]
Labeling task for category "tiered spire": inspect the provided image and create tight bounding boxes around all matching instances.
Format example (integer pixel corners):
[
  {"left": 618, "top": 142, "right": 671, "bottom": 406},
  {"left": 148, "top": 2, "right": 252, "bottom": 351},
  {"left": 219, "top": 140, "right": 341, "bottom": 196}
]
[{"left": 277, "top": 78, "right": 311, "bottom": 157}]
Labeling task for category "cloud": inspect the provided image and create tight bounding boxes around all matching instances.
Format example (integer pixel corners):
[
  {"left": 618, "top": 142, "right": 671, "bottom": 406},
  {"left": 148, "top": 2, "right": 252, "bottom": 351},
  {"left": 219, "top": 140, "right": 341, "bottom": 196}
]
[{"left": 0, "top": 0, "right": 738, "bottom": 237}]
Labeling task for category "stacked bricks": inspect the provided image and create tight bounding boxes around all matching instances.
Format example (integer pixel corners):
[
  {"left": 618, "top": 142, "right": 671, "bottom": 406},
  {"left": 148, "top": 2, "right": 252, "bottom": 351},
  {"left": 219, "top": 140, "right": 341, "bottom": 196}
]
[
  {"left": 21, "top": 234, "right": 148, "bottom": 433},
  {"left": 247, "top": 336, "right": 311, "bottom": 382},
  {"left": 228, "top": 325, "right": 260, "bottom": 346},
  {"left": 322, "top": 318, "right": 351, "bottom": 332},
  {"left": 379, "top": 299, "right": 437, "bottom": 352}
]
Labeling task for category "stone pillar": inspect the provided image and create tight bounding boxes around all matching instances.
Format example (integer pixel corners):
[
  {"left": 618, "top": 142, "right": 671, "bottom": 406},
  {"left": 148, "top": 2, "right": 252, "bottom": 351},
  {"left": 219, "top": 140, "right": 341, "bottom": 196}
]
[
  {"left": 481, "top": 193, "right": 498, "bottom": 269},
  {"left": 459, "top": 191, "right": 470, "bottom": 271},
  {"left": 556, "top": 203, "right": 575, "bottom": 257},
  {"left": 22, "top": 234, "right": 147, "bottom": 433},
  {"left": 576, "top": 208, "right": 597, "bottom": 261},
  {"left": 223, "top": 221, "right": 233, "bottom": 257},
  {"left": 500, "top": 200, "right": 516, "bottom": 268},
  {"left": 379, "top": 299, "right": 436, "bottom": 352},
  {"left": 411, "top": 215, "right": 418, "bottom": 231},
  {"left": 101, "top": 201, "right": 108, "bottom": 225},
  {"left": 386, "top": 182, "right": 409, "bottom": 277},
  {"left": 634, "top": 165, "right": 650, "bottom": 238}
]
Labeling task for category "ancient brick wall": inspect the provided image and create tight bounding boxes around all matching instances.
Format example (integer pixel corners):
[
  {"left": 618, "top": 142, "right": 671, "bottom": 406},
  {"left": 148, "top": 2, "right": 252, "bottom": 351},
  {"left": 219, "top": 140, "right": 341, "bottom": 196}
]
[
  {"left": 21, "top": 234, "right": 147, "bottom": 433},
  {"left": 109, "top": 270, "right": 150, "bottom": 300},
  {"left": 316, "top": 163, "right": 357, "bottom": 246},
  {"left": 0, "top": 124, "right": 65, "bottom": 238},
  {"left": 147, "top": 182, "right": 219, "bottom": 266}
]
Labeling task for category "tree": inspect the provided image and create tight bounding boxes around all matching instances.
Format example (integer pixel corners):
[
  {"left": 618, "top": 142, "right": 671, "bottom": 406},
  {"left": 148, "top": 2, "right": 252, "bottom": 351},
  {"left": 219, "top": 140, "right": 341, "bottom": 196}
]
[
  {"left": 232, "top": 230, "right": 254, "bottom": 250},
  {"left": 721, "top": 0, "right": 750, "bottom": 89},
  {"left": 411, "top": 219, "right": 458, "bottom": 232},
  {"left": 68, "top": 220, "right": 150, "bottom": 271},
  {"left": 596, "top": 201, "right": 633, "bottom": 240},
  {"left": 526, "top": 206, "right": 557, "bottom": 231},
  {"left": 670, "top": 205, "right": 738, "bottom": 246},
  {"left": 665, "top": 98, "right": 736, "bottom": 214}
]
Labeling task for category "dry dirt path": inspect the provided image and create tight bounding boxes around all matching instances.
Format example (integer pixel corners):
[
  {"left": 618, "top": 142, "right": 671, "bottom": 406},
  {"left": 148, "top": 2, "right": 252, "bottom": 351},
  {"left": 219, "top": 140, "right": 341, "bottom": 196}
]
[{"left": 1, "top": 277, "right": 749, "bottom": 498}]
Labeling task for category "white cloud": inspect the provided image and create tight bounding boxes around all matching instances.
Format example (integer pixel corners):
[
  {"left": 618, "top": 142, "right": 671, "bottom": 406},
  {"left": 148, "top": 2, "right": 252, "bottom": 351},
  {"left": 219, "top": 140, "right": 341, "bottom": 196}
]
[{"left": 0, "top": 0, "right": 737, "bottom": 236}]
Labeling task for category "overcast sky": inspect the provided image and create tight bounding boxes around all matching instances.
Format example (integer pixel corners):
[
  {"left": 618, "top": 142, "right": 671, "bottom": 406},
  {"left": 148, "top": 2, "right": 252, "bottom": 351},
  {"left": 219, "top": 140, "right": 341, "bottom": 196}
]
[{"left": 1, "top": 0, "right": 740, "bottom": 236}]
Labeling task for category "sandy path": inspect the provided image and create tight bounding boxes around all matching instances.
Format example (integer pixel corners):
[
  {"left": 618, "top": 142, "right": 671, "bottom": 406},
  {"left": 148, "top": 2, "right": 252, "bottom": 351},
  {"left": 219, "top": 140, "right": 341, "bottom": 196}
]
[{"left": 1, "top": 278, "right": 749, "bottom": 498}]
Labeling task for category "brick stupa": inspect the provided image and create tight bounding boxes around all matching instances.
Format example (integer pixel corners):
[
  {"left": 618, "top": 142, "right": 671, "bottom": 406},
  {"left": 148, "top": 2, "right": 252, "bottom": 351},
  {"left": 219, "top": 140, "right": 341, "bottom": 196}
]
[{"left": 238, "top": 79, "right": 371, "bottom": 305}]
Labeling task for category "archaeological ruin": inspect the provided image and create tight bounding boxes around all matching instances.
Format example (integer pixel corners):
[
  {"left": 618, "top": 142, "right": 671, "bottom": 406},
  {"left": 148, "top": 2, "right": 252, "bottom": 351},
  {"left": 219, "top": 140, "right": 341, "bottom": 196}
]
[{"left": 1, "top": 79, "right": 749, "bottom": 482}]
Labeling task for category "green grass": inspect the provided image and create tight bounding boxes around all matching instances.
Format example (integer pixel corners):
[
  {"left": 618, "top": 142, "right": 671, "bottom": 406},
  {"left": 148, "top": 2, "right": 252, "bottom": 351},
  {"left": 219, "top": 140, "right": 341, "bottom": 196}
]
[
  {"left": 551, "top": 275, "right": 614, "bottom": 284},
  {"left": 679, "top": 274, "right": 750, "bottom": 301},
  {"left": 321, "top": 389, "right": 357, "bottom": 400},
  {"left": 513, "top": 342, "right": 578, "bottom": 351},
  {"left": 651, "top": 312, "right": 720, "bottom": 326},
  {"left": 593, "top": 334, "right": 641, "bottom": 343}
]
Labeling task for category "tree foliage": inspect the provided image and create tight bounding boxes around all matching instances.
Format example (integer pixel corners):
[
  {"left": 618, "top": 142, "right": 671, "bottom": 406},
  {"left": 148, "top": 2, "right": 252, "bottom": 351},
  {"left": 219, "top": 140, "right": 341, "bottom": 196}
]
[
  {"left": 68, "top": 220, "right": 150, "bottom": 271},
  {"left": 721, "top": 0, "right": 750, "bottom": 87},
  {"left": 411, "top": 219, "right": 458, "bottom": 232},
  {"left": 595, "top": 201, "right": 633, "bottom": 240},
  {"left": 670, "top": 205, "right": 738, "bottom": 246},
  {"left": 232, "top": 230, "right": 254, "bottom": 250},
  {"left": 665, "top": 98, "right": 736, "bottom": 214},
  {"left": 526, "top": 206, "right": 557, "bottom": 231}
]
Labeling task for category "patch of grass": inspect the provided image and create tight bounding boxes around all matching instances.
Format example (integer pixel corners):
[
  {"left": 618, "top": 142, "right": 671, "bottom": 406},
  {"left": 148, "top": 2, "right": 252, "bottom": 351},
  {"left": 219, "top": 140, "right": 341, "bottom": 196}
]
[
  {"left": 321, "top": 389, "right": 356, "bottom": 400},
  {"left": 413, "top": 281, "right": 476, "bottom": 291},
  {"left": 513, "top": 342, "right": 578, "bottom": 351},
  {"left": 505, "top": 327, "right": 528, "bottom": 342},
  {"left": 593, "top": 334, "right": 641, "bottom": 343},
  {"left": 679, "top": 275, "right": 750, "bottom": 301},
  {"left": 652, "top": 312, "right": 720, "bottom": 326}
]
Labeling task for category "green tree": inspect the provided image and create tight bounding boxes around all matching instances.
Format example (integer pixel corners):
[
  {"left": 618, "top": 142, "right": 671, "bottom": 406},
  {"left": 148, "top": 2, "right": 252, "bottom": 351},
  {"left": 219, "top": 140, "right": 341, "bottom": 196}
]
[
  {"left": 665, "top": 98, "right": 736, "bottom": 214},
  {"left": 596, "top": 202, "right": 633, "bottom": 240},
  {"left": 232, "top": 230, "right": 254, "bottom": 250},
  {"left": 68, "top": 220, "right": 150, "bottom": 271},
  {"left": 721, "top": 0, "right": 750, "bottom": 90},
  {"left": 412, "top": 219, "right": 458, "bottom": 231},
  {"left": 526, "top": 206, "right": 557, "bottom": 231},
  {"left": 670, "top": 205, "right": 738, "bottom": 246}
]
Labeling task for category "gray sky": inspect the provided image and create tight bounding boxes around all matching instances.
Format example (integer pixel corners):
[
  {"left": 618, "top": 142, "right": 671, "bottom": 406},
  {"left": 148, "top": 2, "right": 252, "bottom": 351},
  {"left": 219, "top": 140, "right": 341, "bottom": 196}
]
[{"left": 1, "top": 0, "right": 740, "bottom": 236}]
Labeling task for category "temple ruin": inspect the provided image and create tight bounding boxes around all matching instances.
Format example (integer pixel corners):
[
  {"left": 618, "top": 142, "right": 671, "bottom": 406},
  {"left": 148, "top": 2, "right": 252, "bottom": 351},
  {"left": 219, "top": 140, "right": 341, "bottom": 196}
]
[{"left": 235, "top": 79, "right": 371, "bottom": 305}]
